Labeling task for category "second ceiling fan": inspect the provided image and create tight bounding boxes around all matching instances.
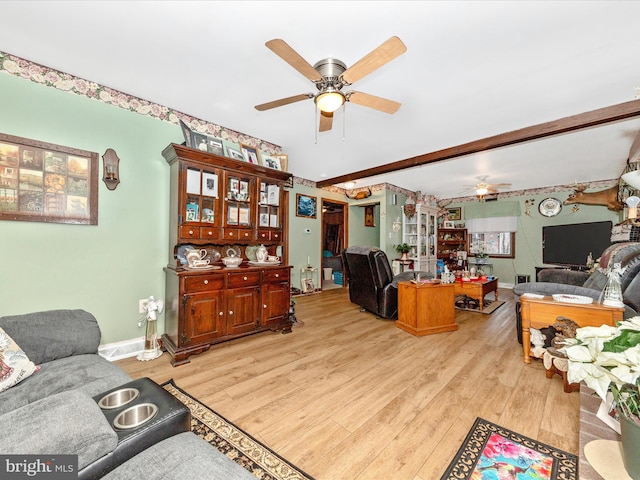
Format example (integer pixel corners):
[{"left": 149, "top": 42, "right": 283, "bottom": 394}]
[{"left": 255, "top": 36, "right": 406, "bottom": 132}]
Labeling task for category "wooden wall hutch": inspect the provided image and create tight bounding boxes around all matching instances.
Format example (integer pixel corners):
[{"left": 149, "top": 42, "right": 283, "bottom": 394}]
[{"left": 161, "top": 144, "right": 293, "bottom": 366}]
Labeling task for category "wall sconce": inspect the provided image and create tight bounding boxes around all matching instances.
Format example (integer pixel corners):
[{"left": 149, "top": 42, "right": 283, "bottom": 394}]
[{"left": 102, "top": 148, "right": 120, "bottom": 190}]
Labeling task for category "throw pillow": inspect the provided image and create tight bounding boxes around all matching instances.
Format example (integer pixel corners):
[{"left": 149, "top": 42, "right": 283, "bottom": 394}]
[{"left": 0, "top": 327, "right": 38, "bottom": 393}]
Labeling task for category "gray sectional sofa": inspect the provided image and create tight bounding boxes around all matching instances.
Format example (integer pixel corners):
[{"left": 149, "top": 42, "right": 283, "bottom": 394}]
[{"left": 0, "top": 309, "right": 254, "bottom": 480}]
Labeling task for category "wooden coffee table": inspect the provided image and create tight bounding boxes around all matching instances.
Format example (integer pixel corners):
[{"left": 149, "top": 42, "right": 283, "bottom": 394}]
[{"left": 453, "top": 278, "right": 498, "bottom": 311}]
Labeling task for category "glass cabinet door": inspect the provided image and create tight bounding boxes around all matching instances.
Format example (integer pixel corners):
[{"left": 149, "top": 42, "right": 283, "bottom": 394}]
[
  {"left": 258, "top": 181, "right": 281, "bottom": 229},
  {"left": 224, "top": 173, "right": 253, "bottom": 228},
  {"left": 184, "top": 166, "right": 220, "bottom": 226}
]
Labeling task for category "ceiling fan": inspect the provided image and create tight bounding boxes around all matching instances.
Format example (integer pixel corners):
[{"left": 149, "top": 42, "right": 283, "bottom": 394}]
[
  {"left": 255, "top": 36, "right": 406, "bottom": 132},
  {"left": 461, "top": 176, "right": 512, "bottom": 200}
]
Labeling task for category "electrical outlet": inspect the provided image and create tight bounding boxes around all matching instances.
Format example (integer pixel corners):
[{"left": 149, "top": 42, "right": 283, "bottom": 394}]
[{"left": 138, "top": 299, "right": 149, "bottom": 314}]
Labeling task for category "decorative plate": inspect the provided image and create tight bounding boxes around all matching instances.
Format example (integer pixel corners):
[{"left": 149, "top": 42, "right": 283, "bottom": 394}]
[
  {"left": 208, "top": 248, "right": 221, "bottom": 263},
  {"left": 225, "top": 245, "right": 241, "bottom": 258},
  {"left": 245, "top": 245, "right": 258, "bottom": 262},
  {"left": 176, "top": 244, "right": 194, "bottom": 265},
  {"left": 539, "top": 197, "right": 562, "bottom": 217},
  {"left": 552, "top": 294, "right": 593, "bottom": 304}
]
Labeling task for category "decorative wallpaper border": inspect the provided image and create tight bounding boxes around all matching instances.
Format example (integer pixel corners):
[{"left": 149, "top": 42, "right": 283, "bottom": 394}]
[
  {"left": 1, "top": 50, "right": 631, "bottom": 200},
  {"left": 0, "top": 51, "right": 281, "bottom": 154}
]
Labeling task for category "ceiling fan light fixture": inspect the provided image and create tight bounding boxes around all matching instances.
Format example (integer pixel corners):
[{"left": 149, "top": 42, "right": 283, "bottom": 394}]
[
  {"left": 315, "top": 88, "right": 345, "bottom": 113},
  {"left": 476, "top": 187, "right": 489, "bottom": 196},
  {"left": 622, "top": 170, "right": 640, "bottom": 190}
]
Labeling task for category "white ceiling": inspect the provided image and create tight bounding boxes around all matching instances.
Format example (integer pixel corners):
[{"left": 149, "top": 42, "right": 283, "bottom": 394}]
[{"left": 1, "top": 1, "right": 639, "bottom": 199}]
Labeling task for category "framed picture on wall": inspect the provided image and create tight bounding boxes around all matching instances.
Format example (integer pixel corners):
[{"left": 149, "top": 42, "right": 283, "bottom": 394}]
[
  {"left": 364, "top": 205, "right": 375, "bottom": 227},
  {"left": 0, "top": 132, "right": 98, "bottom": 225},
  {"left": 296, "top": 193, "right": 317, "bottom": 218},
  {"left": 447, "top": 207, "right": 462, "bottom": 221}
]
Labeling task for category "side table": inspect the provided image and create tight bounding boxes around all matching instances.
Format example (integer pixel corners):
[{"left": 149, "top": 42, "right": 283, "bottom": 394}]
[
  {"left": 520, "top": 295, "right": 624, "bottom": 363},
  {"left": 300, "top": 266, "right": 318, "bottom": 293},
  {"left": 397, "top": 281, "right": 456, "bottom": 336}
]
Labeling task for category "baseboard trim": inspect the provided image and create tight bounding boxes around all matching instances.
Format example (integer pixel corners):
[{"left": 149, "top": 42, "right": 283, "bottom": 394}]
[{"left": 99, "top": 336, "right": 145, "bottom": 362}]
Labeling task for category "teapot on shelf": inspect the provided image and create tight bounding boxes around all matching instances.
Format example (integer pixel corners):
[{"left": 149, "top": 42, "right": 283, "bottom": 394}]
[{"left": 255, "top": 244, "right": 268, "bottom": 263}]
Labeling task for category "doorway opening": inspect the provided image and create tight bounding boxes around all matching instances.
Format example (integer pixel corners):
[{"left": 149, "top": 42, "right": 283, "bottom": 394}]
[{"left": 321, "top": 199, "right": 348, "bottom": 291}]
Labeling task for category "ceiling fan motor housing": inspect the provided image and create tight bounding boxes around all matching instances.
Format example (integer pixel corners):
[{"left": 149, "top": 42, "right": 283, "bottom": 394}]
[{"left": 313, "top": 58, "right": 347, "bottom": 90}]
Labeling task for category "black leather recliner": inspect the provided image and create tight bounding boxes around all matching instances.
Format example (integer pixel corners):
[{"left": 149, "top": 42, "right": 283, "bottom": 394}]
[{"left": 342, "top": 246, "right": 432, "bottom": 319}]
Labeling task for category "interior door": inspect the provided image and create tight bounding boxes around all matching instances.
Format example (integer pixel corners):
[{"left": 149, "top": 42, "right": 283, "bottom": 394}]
[{"left": 321, "top": 199, "right": 348, "bottom": 290}]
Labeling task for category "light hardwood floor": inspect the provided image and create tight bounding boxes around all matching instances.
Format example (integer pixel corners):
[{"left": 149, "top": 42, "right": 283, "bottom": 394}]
[{"left": 117, "top": 287, "right": 579, "bottom": 480}]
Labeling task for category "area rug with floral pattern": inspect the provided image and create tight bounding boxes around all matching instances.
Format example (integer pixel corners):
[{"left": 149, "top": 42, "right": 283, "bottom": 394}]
[
  {"left": 162, "top": 379, "right": 315, "bottom": 480},
  {"left": 440, "top": 417, "right": 577, "bottom": 480}
]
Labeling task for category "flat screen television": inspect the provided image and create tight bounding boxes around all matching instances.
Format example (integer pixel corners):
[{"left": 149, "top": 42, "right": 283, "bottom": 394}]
[{"left": 542, "top": 221, "right": 612, "bottom": 267}]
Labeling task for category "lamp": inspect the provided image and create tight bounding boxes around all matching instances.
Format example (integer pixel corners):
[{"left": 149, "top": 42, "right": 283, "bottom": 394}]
[
  {"left": 625, "top": 195, "right": 640, "bottom": 220},
  {"left": 315, "top": 87, "right": 345, "bottom": 113},
  {"left": 102, "top": 148, "right": 120, "bottom": 190},
  {"left": 476, "top": 186, "right": 488, "bottom": 200},
  {"left": 622, "top": 170, "right": 640, "bottom": 190}
]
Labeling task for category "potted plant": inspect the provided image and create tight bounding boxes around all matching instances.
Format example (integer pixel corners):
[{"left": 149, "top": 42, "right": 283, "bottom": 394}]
[
  {"left": 395, "top": 243, "right": 411, "bottom": 261},
  {"left": 564, "top": 317, "right": 640, "bottom": 477}
]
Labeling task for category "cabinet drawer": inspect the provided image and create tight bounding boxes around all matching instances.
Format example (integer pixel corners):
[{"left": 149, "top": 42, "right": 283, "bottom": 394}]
[
  {"left": 228, "top": 271, "right": 260, "bottom": 288},
  {"left": 223, "top": 228, "right": 253, "bottom": 240},
  {"left": 180, "top": 225, "right": 200, "bottom": 239},
  {"left": 263, "top": 268, "right": 290, "bottom": 283},
  {"left": 271, "top": 231, "right": 282, "bottom": 241},
  {"left": 256, "top": 230, "right": 271, "bottom": 241},
  {"left": 184, "top": 274, "right": 224, "bottom": 292},
  {"left": 200, "top": 226, "right": 219, "bottom": 239}
]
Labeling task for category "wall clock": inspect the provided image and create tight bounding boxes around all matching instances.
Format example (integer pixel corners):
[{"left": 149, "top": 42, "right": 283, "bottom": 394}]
[{"left": 538, "top": 197, "right": 562, "bottom": 217}]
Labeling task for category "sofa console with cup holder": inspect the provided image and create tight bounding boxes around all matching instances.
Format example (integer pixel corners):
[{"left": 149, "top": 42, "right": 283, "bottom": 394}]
[{"left": 0, "top": 309, "right": 255, "bottom": 480}]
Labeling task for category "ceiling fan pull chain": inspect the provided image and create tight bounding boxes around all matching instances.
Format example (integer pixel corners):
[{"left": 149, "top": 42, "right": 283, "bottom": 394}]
[
  {"left": 342, "top": 103, "right": 346, "bottom": 141},
  {"left": 314, "top": 105, "right": 318, "bottom": 144}
]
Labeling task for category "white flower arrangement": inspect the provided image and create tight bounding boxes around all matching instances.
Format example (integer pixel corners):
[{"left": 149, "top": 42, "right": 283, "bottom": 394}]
[
  {"left": 564, "top": 317, "right": 640, "bottom": 422},
  {"left": 469, "top": 240, "right": 489, "bottom": 258}
]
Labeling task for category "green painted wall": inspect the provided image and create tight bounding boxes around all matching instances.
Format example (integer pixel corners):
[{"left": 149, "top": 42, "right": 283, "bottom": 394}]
[
  {"left": 0, "top": 72, "right": 176, "bottom": 342},
  {"left": 445, "top": 195, "right": 621, "bottom": 285}
]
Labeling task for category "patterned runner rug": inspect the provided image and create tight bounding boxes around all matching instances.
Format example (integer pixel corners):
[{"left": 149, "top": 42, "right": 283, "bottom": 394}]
[
  {"left": 162, "top": 379, "right": 315, "bottom": 480},
  {"left": 440, "top": 417, "right": 577, "bottom": 480}
]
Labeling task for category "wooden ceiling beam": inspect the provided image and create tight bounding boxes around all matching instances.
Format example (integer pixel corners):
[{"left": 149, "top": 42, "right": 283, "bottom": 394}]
[{"left": 316, "top": 98, "right": 640, "bottom": 188}]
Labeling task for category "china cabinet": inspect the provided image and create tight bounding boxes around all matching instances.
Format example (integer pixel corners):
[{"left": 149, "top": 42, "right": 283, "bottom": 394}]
[
  {"left": 402, "top": 204, "right": 438, "bottom": 274},
  {"left": 161, "top": 144, "right": 293, "bottom": 366},
  {"left": 437, "top": 227, "right": 468, "bottom": 271}
]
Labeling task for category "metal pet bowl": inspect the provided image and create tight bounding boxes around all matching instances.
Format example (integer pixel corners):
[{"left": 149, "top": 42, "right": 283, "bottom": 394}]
[
  {"left": 113, "top": 403, "right": 158, "bottom": 430},
  {"left": 98, "top": 388, "right": 140, "bottom": 410}
]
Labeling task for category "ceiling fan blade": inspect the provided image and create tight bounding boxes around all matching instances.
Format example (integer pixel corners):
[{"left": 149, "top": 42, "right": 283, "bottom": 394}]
[
  {"left": 488, "top": 183, "right": 511, "bottom": 188},
  {"left": 265, "top": 39, "right": 323, "bottom": 82},
  {"left": 630, "top": 129, "right": 640, "bottom": 163},
  {"left": 342, "top": 36, "right": 407, "bottom": 84},
  {"left": 348, "top": 91, "right": 401, "bottom": 114},
  {"left": 319, "top": 111, "right": 333, "bottom": 132},
  {"left": 255, "top": 93, "right": 313, "bottom": 111}
]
